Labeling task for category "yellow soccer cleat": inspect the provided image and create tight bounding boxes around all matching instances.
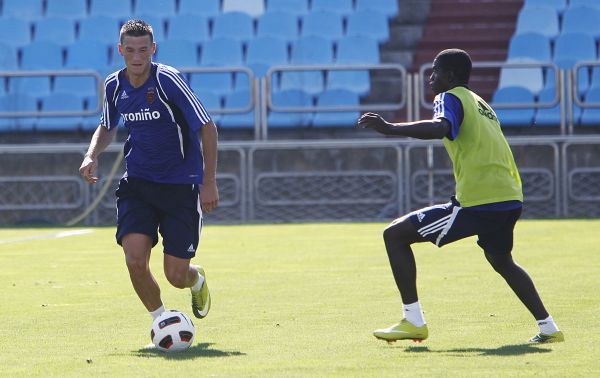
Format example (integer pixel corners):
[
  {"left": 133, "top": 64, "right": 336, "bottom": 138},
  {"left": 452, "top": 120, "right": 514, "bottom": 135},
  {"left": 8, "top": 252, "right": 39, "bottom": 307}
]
[
  {"left": 373, "top": 319, "right": 429, "bottom": 343},
  {"left": 529, "top": 330, "right": 564, "bottom": 344},
  {"left": 191, "top": 265, "right": 211, "bottom": 319}
]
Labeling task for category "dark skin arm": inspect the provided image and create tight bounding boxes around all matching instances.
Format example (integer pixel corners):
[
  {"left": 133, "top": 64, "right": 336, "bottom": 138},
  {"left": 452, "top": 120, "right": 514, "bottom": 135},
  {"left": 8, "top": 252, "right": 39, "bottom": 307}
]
[{"left": 357, "top": 112, "right": 451, "bottom": 140}]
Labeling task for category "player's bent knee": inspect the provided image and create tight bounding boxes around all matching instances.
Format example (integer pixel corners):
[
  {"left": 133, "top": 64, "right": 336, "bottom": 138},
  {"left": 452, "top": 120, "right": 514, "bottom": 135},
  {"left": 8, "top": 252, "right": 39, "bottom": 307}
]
[
  {"left": 164, "top": 265, "right": 189, "bottom": 289},
  {"left": 383, "top": 218, "right": 419, "bottom": 246}
]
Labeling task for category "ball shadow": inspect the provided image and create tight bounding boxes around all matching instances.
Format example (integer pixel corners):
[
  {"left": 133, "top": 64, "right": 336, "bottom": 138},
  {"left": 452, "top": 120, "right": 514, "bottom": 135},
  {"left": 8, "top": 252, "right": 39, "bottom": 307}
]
[{"left": 133, "top": 342, "right": 246, "bottom": 360}]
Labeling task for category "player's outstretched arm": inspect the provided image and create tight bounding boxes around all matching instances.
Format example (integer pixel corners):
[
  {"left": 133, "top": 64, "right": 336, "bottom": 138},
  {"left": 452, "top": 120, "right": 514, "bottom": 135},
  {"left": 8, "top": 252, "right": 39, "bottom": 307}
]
[
  {"left": 200, "top": 121, "right": 219, "bottom": 213},
  {"left": 357, "top": 112, "right": 450, "bottom": 140},
  {"left": 79, "top": 125, "right": 118, "bottom": 184}
]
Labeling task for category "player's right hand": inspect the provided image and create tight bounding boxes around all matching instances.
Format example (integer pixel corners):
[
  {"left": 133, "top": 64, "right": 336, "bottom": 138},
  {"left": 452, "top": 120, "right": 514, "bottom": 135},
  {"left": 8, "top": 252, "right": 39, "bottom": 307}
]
[
  {"left": 79, "top": 155, "right": 99, "bottom": 184},
  {"left": 357, "top": 112, "right": 388, "bottom": 130}
]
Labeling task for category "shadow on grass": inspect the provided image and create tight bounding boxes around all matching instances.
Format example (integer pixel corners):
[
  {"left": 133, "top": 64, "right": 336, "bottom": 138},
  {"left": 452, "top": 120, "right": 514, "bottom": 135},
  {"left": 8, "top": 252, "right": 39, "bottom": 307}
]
[
  {"left": 402, "top": 344, "right": 552, "bottom": 356},
  {"left": 133, "top": 343, "right": 246, "bottom": 360}
]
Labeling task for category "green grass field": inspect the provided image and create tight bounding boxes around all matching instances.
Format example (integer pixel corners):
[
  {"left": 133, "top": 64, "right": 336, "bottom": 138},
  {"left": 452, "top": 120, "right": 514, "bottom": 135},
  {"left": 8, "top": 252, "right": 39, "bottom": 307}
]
[{"left": 0, "top": 220, "right": 598, "bottom": 377}]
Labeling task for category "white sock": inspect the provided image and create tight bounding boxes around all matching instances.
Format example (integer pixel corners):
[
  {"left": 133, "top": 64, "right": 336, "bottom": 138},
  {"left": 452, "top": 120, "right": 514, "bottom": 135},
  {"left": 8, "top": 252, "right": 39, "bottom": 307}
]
[
  {"left": 191, "top": 271, "right": 205, "bottom": 292},
  {"left": 403, "top": 301, "right": 426, "bottom": 327},
  {"left": 150, "top": 305, "right": 165, "bottom": 320},
  {"left": 537, "top": 315, "right": 559, "bottom": 334}
]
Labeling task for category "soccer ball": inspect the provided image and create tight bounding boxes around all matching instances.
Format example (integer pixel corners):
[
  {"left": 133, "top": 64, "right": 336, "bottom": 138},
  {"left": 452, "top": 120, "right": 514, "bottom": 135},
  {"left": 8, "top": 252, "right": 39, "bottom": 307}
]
[{"left": 150, "top": 310, "right": 195, "bottom": 352}]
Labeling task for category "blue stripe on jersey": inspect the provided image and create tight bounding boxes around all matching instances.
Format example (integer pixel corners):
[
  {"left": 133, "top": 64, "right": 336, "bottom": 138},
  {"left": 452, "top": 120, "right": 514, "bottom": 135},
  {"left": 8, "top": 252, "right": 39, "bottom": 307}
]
[{"left": 433, "top": 92, "right": 463, "bottom": 140}]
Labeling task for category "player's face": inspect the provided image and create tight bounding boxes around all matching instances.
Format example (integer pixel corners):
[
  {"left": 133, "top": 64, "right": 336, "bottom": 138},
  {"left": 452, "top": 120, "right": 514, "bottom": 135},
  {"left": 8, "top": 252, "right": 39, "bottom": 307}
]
[
  {"left": 118, "top": 35, "right": 155, "bottom": 77},
  {"left": 429, "top": 59, "right": 452, "bottom": 95}
]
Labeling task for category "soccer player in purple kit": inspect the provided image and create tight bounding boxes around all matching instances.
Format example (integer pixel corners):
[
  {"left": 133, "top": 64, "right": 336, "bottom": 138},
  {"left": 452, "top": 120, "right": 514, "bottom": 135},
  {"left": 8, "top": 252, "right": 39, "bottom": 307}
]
[
  {"left": 358, "top": 49, "right": 564, "bottom": 344},
  {"left": 79, "top": 20, "right": 216, "bottom": 324}
]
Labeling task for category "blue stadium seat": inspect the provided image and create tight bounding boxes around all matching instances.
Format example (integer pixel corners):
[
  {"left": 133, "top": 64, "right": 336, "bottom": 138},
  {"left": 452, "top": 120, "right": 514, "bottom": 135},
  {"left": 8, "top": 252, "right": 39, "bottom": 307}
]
[
  {"left": 34, "top": 17, "right": 76, "bottom": 46},
  {"left": 78, "top": 16, "right": 121, "bottom": 46},
  {"left": 301, "top": 11, "right": 344, "bottom": 41},
  {"left": 553, "top": 33, "right": 596, "bottom": 95},
  {"left": 8, "top": 77, "right": 52, "bottom": 98},
  {"left": 0, "top": 95, "right": 17, "bottom": 131},
  {"left": 579, "top": 87, "right": 600, "bottom": 126},
  {"left": 222, "top": 0, "right": 265, "bottom": 17},
  {"left": 492, "top": 86, "right": 535, "bottom": 127},
  {"left": 498, "top": 59, "right": 544, "bottom": 94},
  {"left": 533, "top": 86, "right": 562, "bottom": 127},
  {"left": 589, "top": 66, "right": 600, "bottom": 91},
  {"left": 21, "top": 41, "right": 63, "bottom": 69},
  {"left": 355, "top": 0, "right": 399, "bottom": 18},
  {"left": 311, "top": 0, "right": 353, "bottom": 15},
  {"left": 212, "top": 12, "right": 254, "bottom": 42},
  {"left": 561, "top": 6, "right": 600, "bottom": 38},
  {"left": 346, "top": 10, "right": 390, "bottom": 43},
  {"left": 268, "top": 89, "right": 313, "bottom": 128},
  {"left": 522, "top": 0, "right": 567, "bottom": 13},
  {"left": 167, "top": 14, "right": 210, "bottom": 43},
  {"left": 0, "top": 18, "right": 31, "bottom": 48},
  {"left": 246, "top": 37, "right": 288, "bottom": 66},
  {"left": 507, "top": 33, "right": 551, "bottom": 62},
  {"left": 0, "top": 43, "right": 18, "bottom": 70},
  {"left": 289, "top": 36, "right": 333, "bottom": 64},
  {"left": 2, "top": 0, "right": 43, "bottom": 20},
  {"left": 1, "top": 93, "right": 38, "bottom": 130},
  {"left": 219, "top": 90, "right": 255, "bottom": 128},
  {"left": 37, "top": 93, "right": 84, "bottom": 131},
  {"left": 256, "top": 11, "right": 299, "bottom": 41},
  {"left": 134, "top": 14, "right": 166, "bottom": 42},
  {"left": 134, "top": 0, "right": 177, "bottom": 18},
  {"left": 190, "top": 73, "right": 234, "bottom": 97},
  {"left": 90, "top": 0, "right": 132, "bottom": 18},
  {"left": 155, "top": 39, "right": 199, "bottom": 67},
  {"left": 45, "top": 0, "right": 87, "bottom": 20},
  {"left": 201, "top": 38, "right": 243, "bottom": 66},
  {"left": 514, "top": 6, "right": 559, "bottom": 38},
  {"left": 266, "top": 0, "right": 309, "bottom": 16},
  {"left": 551, "top": 58, "right": 592, "bottom": 98},
  {"left": 312, "top": 89, "right": 360, "bottom": 128},
  {"left": 54, "top": 76, "right": 99, "bottom": 98},
  {"left": 328, "top": 36, "right": 378, "bottom": 95},
  {"left": 178, "top": 0, "right": 220, "bottom": 18},
  {"left": 66, "top": 41, "right": 111, "bottom": 70},
  {"left": 569, "top": 0, "right": 600, "bottom": 11}
]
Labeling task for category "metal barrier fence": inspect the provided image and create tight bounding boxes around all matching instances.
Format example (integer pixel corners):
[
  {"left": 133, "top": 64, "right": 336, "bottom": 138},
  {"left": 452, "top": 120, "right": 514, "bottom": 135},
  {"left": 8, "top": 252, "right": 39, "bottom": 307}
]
[{"left": 1, "top": 136, "right": 598, "bottom": 225}]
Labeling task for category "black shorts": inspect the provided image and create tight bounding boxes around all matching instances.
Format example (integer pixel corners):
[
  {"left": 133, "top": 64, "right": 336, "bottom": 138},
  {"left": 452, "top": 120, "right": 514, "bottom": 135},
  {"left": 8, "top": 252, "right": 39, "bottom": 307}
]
[
  {"left": 115, "top": 177, "right": 202, "bottom": 259},
  {"left": 398, "top": 197, "right": 522, "bottom": 254}
]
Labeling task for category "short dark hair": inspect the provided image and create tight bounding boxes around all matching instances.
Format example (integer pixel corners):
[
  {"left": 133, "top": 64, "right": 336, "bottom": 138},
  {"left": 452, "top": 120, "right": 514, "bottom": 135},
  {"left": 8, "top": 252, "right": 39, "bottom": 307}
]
[
  {"left": 435, "top": 49, "right": 472, "bottom": 83},
  {"left": 119, "top": 19, "right": 154, "bottom": 44}
]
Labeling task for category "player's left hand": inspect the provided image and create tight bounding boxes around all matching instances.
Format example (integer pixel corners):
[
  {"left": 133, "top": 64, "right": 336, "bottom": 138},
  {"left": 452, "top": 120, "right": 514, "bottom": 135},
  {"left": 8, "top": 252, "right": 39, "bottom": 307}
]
[
  {"left": 357, "top": 112, "right": 388, "bottom": 130},
  {"left": 200, "top": 180, "right": 219, "bottom": 213}
]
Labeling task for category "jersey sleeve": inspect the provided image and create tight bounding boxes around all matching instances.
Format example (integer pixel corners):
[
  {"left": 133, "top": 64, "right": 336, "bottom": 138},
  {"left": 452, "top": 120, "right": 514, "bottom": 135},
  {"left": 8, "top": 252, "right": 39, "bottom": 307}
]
[
  {"left": 100, "top": 72, "right": 121, "bottom": 130},
  {"left": 157, "top": 65, "right": 212, "bottom": 132},
  {"left": 433, "top": 92, "right": 463, "bottom": 141}
]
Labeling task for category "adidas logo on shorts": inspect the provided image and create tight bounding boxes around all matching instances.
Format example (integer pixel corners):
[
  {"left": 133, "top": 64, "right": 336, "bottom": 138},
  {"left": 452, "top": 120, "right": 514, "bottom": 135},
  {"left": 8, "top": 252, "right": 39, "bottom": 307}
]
[
  {"left": 417, "top": 213, "right": 425, "bottom": 222},
  {"left": 187, "top": 244, "right": 195, "bottom": 253}
]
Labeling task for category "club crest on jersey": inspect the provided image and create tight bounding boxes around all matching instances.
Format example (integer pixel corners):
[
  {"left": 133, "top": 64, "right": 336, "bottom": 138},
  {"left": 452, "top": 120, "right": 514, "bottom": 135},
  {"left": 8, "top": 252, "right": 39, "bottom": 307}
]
[{"left": 146, "top": 87, "right": 155, "bottom": 104}]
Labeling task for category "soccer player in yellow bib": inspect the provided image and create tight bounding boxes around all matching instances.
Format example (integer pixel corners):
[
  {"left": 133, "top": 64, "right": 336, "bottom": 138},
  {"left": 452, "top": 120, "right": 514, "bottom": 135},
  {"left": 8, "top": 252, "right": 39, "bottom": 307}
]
[{"left": 357, "top": 49, "right": 563, "bottom": 344}]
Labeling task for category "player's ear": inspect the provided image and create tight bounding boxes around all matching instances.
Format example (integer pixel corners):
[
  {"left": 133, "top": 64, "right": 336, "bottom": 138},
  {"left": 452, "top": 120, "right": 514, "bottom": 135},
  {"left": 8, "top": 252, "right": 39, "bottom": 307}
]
[
  {"left": 151, "top": 42, "right": 156, "bottom": 54},
  {"left": 117, "top": 43, "right": 124, "bottom": 56}
]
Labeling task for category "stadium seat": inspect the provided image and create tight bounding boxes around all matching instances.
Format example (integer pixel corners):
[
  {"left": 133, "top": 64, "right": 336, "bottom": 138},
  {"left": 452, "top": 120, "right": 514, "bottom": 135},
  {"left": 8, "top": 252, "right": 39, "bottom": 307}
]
[
  {"left": 65, "top": 40, "right": 111, "bottom": 70},
  {"left": 589, "top": 67, "right": 600, "bottom": 91},
  {"left": 267, "top": 89, "right": 313, "bottom": 128},
  {"left": 8, "top": 77, "right": 52, "bottom": 98},
  {"left": 346, "top": 10, "right": 390, "bottom": 43},
  {"left": 328, "top": 36, "right": 379, "bottom": 95},
  {"left": 266, "top": 0, "right": 309, "bottom": 16},
  {"left": 201, "top": 38, "right": 243, "bottom": 66},
  {"left": 212, "top": 12, "right": 255, "bottom": 42},
  {"left": 0, "top": 95, "right": 17, "bottom": 131},
  {"left": 561, "top": 6, "right": 600, "bottom": 38},
  {"left": 222, "top": 0, "right": 265, "bottom": 17},
  {"left": 289, "top": 36, "right": 333, "bottom": 64},
  {"left": 355, "top": 0, "right": 399, "bottom": 18},
  {"left": 507, "top": 33, "right": 551, "bottom": 62},
  {"left": 522, "top": 0, "right": 567, "bottom": 13},
  {"left": 533, "top": 86, "right": 562, "bottom": 127},
  {"left": 310, "top": 0, "right": 354, "bottom": 15},
  {"left": 312, "top": 89, "right": 360, "bottom": 128},
  {"left": 155, "top": 39, "right": 199, "bottom": 67},
  {"left": 178, "top": 0, "right": 220, "bottom": 18},
  {"left": 301, "top": 11, "right": 344, "bottom": 42},
  {"left": 1, "top": 93, "right": 38, "bottom": 130},
  {"left": 553, "top": 33, "right": 596, "bottom": 96},
  {"left": 54, "top": 76, "right": 99, "bottom": 99},
  {"left": 569, "top": 0, "right": 600, "bottom": 11},
  {"left": 45, "top": 0, "right": 87, "bottom": 20},
  {"left": 2, "top": 0, "right": 43, "bottom": 20},
  {"left": 0, "top": 43, "right": 18, "bottom": 70},
  {"left": 190, "top": 73, "right": 234, "bottom": 97},
  {"left": 134, "top": 14, "right": 166, "bottom": 42},
  {"left": 34, "top": 17, "right": 76, "bottom": 46},
  {"left": 514, "top": 6, "right": 559, "bottom": 38},
  {"left": 498, "top": 59, "right": 544, "bottom": 94},
  {"left": 134, "top": 0, "right": 177, "bottom": 18},
  {"left": 492, "top": 86, "right": 535, "bottom": 127},
  {"left": 256, "top": 11, "right": 299, "bottom": 41},
  {"left": 90, "top": 0, "right": 132, "bottom": 18},
  {"left": 246, "top": 37, "right": 289, "bottom": 66},
  {"left": 78, "top": 16, "right": 121, "bottom": 46},
  {"left": 579, "top": 87, "right": 600, "bottom": 126},
  {"left": 0, "top": 18, "right": 32, "bottom": 48},
  {"left": 20, "top": 41, "right": 63, "bottom": 70},
  {"left": 37, "top": 93, "right": 84, "bottom": 131},
  {"left": 219, "top": 90, "right": 255, "bottom": 128},
  {"left": 167, "top": 14, "right": 210, "bottom": 43}
]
